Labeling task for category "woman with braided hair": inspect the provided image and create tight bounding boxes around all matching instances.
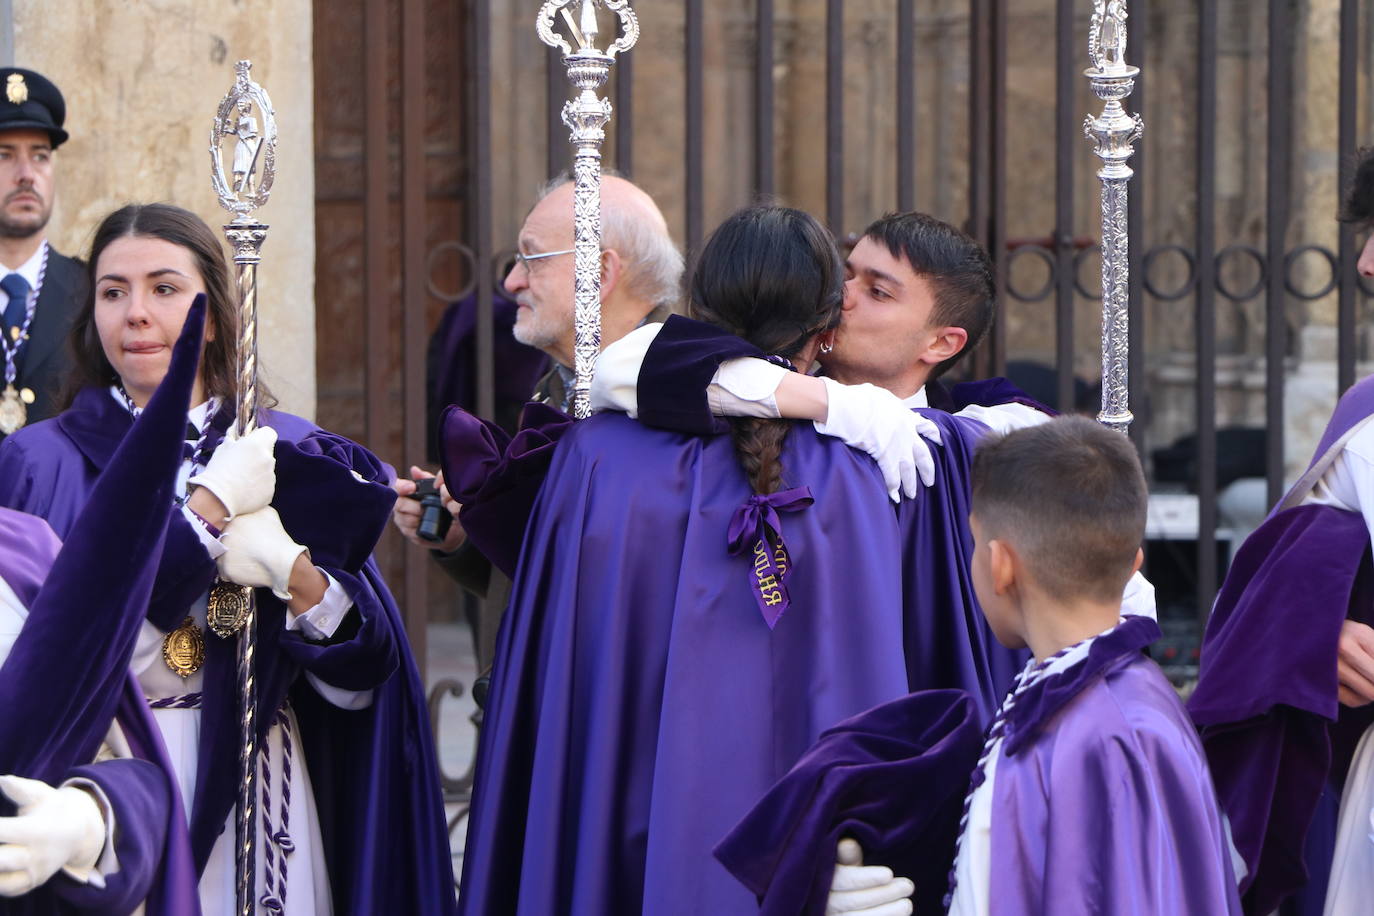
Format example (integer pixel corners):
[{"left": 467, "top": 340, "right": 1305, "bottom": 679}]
[{"left": 453, "top": 205, "right": 967, "bottom": 915}]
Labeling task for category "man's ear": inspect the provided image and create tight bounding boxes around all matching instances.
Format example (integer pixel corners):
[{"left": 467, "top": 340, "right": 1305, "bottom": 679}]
[
  {"left": 1131, "top": 546, "right": 1143, "bottom": 575},
  {"left": 919, "top": 325, "right": 968, "bottom": 367},
  {"left": 989, "top": 538, "right": 1016, "bottom": 596},
  {"left": 599, "top": 248, "right": 625, "bottom": 296}
]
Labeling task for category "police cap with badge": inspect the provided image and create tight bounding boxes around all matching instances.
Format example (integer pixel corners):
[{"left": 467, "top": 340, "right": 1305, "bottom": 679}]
[{"left": 0, "top": 68, "right": 67, "bottom": 147}]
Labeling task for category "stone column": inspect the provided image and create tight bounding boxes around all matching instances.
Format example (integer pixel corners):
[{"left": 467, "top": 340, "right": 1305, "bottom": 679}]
[{"left": 15, "top": 0, "right": 317, "bottom": 418}]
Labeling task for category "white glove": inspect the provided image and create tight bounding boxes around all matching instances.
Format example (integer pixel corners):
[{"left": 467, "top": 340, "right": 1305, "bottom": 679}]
[
  {"left": 815, "top": 378, "right": 942, "bottom": 501},
  {"left": 826, "top": 838, "right": 914, "bottom": 916},
  {"left": 0, "top": 775, "right": 105, "bottom": 897},
  {"left": 189, "top": 425, "right": 279, "bottom": 520},
  {"left": 217, "top": 506, "right": 307, "bottom": 601}
]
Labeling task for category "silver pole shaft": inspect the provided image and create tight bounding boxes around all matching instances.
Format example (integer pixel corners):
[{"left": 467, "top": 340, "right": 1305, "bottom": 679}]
[
  {"left": 538, "top": 1, "right": 640, "bottom": 419},
  {"left": 210, "top": 59, "right": 277, "bottom": 916},
  {"left": 570, "top": 130, "right": 604, "bottom": 418},
  {"left": 1084, "top": 1, "right": 1143, "bottom": 435},
  {"left": 226, "top": 223, "right": 267, "bottom": 916}
]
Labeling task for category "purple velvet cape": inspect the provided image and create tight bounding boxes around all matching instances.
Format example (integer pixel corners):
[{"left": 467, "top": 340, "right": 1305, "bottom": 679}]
[
  {"left": 635, "top": 315, "right": 1033, "bottom": 723},
  {"left": 0, "top": 367, "right": 455, "bottom": 914},
  {"left": 991, "top": 616, "right": 1241, "bottom": 915},
  {"left": 0, "top": 299, "right": 207, "bottom": 914},
  {"left": 455, "top": 411, "right": 914, "bottom": 915},
  {"left": 1188, "top": 374, "right": 1374, "bottom": 916},
  {"left": 714, "top": 689, "right": 983, "bottom": 916}
]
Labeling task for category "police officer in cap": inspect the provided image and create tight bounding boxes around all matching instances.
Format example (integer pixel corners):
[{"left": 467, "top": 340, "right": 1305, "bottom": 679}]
[{"left": 0, "top": 67, "right": 82, "bottom": 439}]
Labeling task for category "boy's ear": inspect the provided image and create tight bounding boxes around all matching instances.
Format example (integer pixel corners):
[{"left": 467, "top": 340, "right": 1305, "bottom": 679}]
[
  {"left": 1131, "top": 546, "right": 1143, "bottom": 575},
  {"left": 918, "top": 325, "right": 969, "bottom": 367},
  {"left": 989, "top": 538, "right": 1016, "bottom": 595}
]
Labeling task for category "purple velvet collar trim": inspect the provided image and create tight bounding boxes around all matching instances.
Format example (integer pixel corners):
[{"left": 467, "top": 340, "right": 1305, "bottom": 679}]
[
  {"left": 57, "top": 385, "right": 238, "bottom": 473},
  {"left": 726, "top": 485, "right": 814, "bottom": 629},
  {"left": 1001, "top": 614, "right": 1161, "bottom": 757}
]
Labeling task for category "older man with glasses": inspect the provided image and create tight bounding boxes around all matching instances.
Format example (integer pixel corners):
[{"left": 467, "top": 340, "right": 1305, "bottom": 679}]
[
  {"left": 502, "top": 175, "right": 681, "bottom": 413},
  {"left": 391, "top": 173, "right": 683, "bottom": 668}
]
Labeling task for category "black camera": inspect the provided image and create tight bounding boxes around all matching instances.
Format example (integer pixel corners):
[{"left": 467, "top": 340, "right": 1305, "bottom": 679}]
[{"left": 408, "top": 477, "right": 453, "bottom": 544}]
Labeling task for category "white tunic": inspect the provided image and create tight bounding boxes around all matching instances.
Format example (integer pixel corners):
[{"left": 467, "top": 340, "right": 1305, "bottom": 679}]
[{"left": 130, "top": 397, "right": 367, "bottom": 916}]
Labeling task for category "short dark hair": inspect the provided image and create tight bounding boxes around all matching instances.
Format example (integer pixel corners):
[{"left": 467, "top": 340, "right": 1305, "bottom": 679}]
[
  {"left": 1339, "top": 147, "right": 1374, "bottom": 228},
  {"left": 862, "top": 212, "right": 994, "bottom": 378},
  {"left": 60, "top": 203, "right": 269, "bottom": 410},
  {"left": 971, "top": 416, "right": 1146, "bottom": 604}
]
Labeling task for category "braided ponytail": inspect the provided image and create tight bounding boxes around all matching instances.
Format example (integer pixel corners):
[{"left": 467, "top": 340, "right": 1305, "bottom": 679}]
[{"left": 687, "top": 206, "right": 844, "bottom": 494}]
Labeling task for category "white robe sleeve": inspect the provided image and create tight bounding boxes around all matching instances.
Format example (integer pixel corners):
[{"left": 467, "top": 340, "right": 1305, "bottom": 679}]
[{"left": 591, "top": 322, "right": 784, "bottom": 419}]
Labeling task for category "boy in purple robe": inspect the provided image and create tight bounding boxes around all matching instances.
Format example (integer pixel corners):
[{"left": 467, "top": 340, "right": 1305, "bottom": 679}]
[
  {"left": 716, "top": 417, "right": 1236, "bottom": 915},
  {"left": 944, "top": 417, "right": 1239, "bottom": 915}
]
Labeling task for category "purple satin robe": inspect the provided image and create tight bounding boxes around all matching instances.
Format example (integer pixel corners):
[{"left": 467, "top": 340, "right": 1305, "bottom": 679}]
[
  {"left": 457, "top": 412, "right": 912, "bottom": 915},
  {"left": 633, "top": 316, "right": 1035, "bottom": 723},
  {"left": 715, "top": 689, "right": 983, "bottom": 916},
  {"left": 1189, "top": 374, "right": 1374, "bottom": 916},
  {"left": 990, "top": 617, "right": 1241, "bottom": 915},
  {"left": 0, "top": 375, "right": 456, "bottom": 913}
]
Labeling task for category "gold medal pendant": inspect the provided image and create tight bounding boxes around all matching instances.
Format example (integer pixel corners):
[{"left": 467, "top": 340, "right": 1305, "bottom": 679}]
[
  {"left": 162, "top": 616, "right": 206, "bottom": 677},
  {"left": 207, "top": 579, "right": 251, "bottom": 638},
  {"left": 0, "top": 384, "right": 26, "bottom": 435}
]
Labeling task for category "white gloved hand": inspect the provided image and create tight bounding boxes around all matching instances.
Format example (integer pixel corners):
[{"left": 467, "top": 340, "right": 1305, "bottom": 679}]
[
  {"left": 0, "top": 775, "right": 105, "bottom": 897},
  {"left": 189, "top": 425, "right": 279, "bottom": 520},
  {"left": 217, "top": 506, "right": 307, "bottom": 601},
  {"left": 815, "top": 378, "right": 942, "bottom": 502},
  {"left": 826, "top": 838, "right": 915, "bottom": 916}
]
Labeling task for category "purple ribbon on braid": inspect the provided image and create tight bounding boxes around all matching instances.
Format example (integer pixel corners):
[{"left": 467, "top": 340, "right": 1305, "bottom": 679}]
[{"left": 726, "top": 485, "right": 814, "bottom": 629}]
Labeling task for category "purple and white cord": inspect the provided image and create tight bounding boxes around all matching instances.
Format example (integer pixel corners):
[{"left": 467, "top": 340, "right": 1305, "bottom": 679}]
[
  {"left": 259, "top": 706, "right": 294, "bottom": 914},
  {"left": 1, "top": 241, "right": 47, "bottom": 387},
  {"left": 144, "top": 693, "right": 296, "bottom": 911},
  {"left": 942, "top": 641, "right": 1080, "bottom": 909}
]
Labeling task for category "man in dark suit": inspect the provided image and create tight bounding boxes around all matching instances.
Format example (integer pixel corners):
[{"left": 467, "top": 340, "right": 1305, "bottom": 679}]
[{"left": 0, "top": 68, "right": 82, "bottom": 438}]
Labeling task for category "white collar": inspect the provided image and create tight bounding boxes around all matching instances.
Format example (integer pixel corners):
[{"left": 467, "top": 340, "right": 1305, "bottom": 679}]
[
  {"left": 901, "top": 386, "right": 929, "bottom": 409},
  {"left": 3, "top": 241, "right": 46, "bottom": 301},
  {"left": 106, "top": 385, "right": 215, "bottom": 430},
  {"left": 1026, "top": 617, "right": 1129, "bottom": 685}
]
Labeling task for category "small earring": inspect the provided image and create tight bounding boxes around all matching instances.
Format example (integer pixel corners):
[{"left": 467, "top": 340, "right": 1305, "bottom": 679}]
[{"left": 819, "top": 339, "right": 834, "bottom": 355}]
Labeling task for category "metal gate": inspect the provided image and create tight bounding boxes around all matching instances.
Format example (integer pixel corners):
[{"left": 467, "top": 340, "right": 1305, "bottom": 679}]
[{"left": 316, "top": 0, "right": 1373, "bottom": 664}]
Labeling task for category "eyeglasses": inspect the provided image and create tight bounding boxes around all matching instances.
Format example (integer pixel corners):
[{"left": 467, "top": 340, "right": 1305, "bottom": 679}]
[{"left": 513, "top": 247, "right": 576, "bottom": 273}]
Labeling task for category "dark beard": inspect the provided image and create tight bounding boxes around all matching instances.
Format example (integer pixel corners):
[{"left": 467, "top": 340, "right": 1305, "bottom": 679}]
[{"left": 0, "top": 210, "right": 46, "bottom": 239}]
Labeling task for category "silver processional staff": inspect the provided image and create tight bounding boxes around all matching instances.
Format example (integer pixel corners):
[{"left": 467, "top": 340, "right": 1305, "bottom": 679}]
[
  {"left": 1085, "top": 0, "right": 1143, "bottom": 435},
  {"left": 209, "top": 58, "right": 277, "bottom": 916},
  {"left": 536, "top": 0, "right": 639, "bottom": 419}
]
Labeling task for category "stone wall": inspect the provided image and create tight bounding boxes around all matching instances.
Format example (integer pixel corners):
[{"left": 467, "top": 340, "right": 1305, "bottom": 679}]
[{"left": 15, "top": 0, "right": 316, "bottom": 417}]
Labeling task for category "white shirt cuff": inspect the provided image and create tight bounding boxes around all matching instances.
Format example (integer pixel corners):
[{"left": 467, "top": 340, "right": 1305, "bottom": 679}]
[
  {"left": 56, "top": 778, "right": 112, "bottom": 888},
  {"left": 955, "top": 401, "right": 1049, "bottom": 435},
  {"left": 284, "top": 571, "right": 354, "bottom": 640},
  {"left": 285, "top": 575, "right": 375, "bottom": 709},
  {"left": 707, "top": 358, "right": 785, "bottom": 419},
  {"left": 180, "top": 505, "right": 226, "bottom": 560},
  {"left": 590, "top": 322, "right": 663, "bottom": 416}
]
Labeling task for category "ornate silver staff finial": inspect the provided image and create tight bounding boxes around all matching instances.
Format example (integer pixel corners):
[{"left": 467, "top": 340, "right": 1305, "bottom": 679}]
[
  {"left": 1084, "top": 0, "right": 1143, "bottom": 435},
  {"left": 536, "top": 0, "right": 639, "bottom": 419},
  {"left": 209, "top": 58, "right": 275, "bottom": 916}
]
